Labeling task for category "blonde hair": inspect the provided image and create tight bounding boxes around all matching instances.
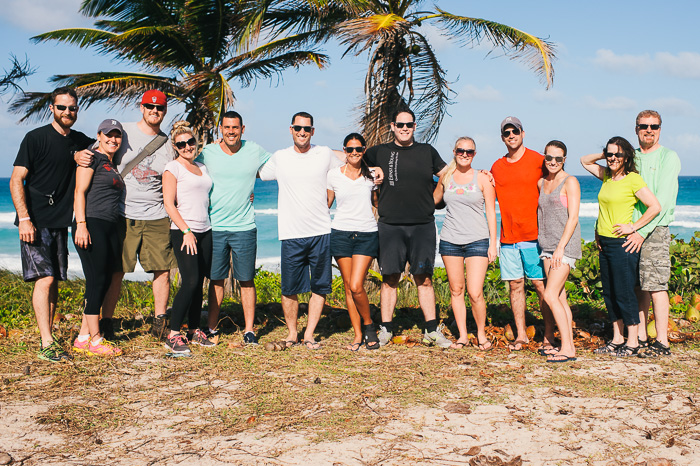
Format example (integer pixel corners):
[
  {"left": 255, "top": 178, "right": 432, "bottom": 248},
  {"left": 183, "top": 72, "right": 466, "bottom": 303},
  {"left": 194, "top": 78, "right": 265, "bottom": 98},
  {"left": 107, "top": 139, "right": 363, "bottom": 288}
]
[
  {"left": 442, "top": 136, "right": 476, "bottom": 188},
  {"left": 170, "top": 121, "right": 197, "bottom": 150}
]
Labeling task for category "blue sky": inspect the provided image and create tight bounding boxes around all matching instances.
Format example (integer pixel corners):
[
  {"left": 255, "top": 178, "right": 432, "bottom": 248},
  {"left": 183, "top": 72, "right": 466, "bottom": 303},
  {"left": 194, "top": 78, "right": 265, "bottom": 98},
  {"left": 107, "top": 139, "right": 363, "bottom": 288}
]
[{"left": 1, "top": 0, "right": 699, "bottom": 177}]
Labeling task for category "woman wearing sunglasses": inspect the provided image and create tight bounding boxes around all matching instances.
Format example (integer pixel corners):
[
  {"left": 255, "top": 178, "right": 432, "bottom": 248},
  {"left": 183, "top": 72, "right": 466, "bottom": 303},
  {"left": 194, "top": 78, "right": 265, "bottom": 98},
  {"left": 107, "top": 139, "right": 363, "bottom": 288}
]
[
  {"left": 537, "top": 141, "right": 581, "bottom": 362},
  {"left": 162, "top": 121, "right": 214, "bottom": 353},
  {"left": 433, "top": 137, "right": 497, "bottom": 350},
  {"left": 581, "top": 137, "right": 660, "bottom": 357},
  {"left": 326, "top": 133, "right": 380, "bottom": 351},
  {"left": 72, "top": 119, "right": 126, "bottom": 357}
]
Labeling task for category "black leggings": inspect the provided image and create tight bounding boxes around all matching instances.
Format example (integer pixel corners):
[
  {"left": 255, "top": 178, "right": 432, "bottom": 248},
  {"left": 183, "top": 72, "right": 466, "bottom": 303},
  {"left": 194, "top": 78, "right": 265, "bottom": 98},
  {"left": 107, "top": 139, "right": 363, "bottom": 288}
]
[
  {"left": 73, "top": 217, "right": 121, "bottom": 316},
  {"left": 170, "top": 229, "right": 212, "bottom": 332}
]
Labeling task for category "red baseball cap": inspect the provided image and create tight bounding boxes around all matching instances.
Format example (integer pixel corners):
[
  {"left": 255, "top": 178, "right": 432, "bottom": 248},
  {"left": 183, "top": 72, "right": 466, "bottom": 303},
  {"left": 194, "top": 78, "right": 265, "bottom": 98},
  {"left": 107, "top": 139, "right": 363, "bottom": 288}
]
[{"left": 141, "top": 89, "right": 167, "bottom": 106}]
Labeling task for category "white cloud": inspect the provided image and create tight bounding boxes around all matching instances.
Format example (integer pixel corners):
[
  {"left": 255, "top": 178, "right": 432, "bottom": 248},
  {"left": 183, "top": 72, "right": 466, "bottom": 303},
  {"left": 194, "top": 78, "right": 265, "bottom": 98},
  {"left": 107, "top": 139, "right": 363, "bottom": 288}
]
[
  {"left": 593, "top": 49, "right": 700, "bottom": 79},
  {"left": 458, "top": 84, "right": 502, "bottom": 102},
  {"left": 648, "top": 97, "right": 696, "bottom": 117},
  {"left": 583, "top": 95, "right": 637, "bottom": 111},
  {"left": 1, "top": 0, "right": 88, "bottom": 32}
]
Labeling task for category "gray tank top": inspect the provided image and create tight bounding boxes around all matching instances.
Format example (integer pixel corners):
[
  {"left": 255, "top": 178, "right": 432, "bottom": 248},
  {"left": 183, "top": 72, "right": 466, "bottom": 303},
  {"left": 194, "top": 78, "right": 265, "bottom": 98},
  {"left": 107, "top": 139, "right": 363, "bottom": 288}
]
[
  {"left": 537, "top": 176, "right": 582, "bottom": 258},
  {"left": 440, "top": 170, "right": 489, "bottom": 245}
]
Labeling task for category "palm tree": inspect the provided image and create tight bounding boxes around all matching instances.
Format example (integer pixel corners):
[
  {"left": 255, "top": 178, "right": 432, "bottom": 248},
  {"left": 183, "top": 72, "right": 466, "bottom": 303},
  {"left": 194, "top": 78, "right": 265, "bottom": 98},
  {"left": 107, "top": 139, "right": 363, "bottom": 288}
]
[
  {"left": 0, "top": 54, "right": 35, "bottom": 96},
  {"left": 10, "top": 0, "right": 329, "bottom": 142},
  {"left": 253, "top": 0, "right": 556, "bottom": 146}
]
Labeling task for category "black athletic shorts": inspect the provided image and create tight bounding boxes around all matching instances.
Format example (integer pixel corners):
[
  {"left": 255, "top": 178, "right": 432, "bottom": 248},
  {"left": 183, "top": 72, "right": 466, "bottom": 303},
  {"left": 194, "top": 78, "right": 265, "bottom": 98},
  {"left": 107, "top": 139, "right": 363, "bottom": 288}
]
[
  {"left": 20, "top": 227, "right": 68, "bottom": 282},
  {"left": 377, "top": 222, "right": 435, "bottom": 276}
]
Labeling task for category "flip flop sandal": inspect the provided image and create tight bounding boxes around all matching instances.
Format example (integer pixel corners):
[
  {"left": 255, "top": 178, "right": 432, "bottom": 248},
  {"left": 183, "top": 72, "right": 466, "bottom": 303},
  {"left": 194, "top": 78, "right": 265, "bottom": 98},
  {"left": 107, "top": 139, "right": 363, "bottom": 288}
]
[
  {"left": 538, "top": 346, "right": 560, "bottom": 356},
  {"left": 478, "top": 340, "right": 494, "bottom": 351},
  {"left": 546, "top": 354, "right": 577, "bottom": 363},
  {"left": 281, "top": 340, "right": 299, "bottom": 349},
  {"left": 304, "top": 340, "right": 321, "bottom": 350},
  {"left": 508, "top": 339, "right": 528, "bottom": 351},
  {"left": 347, "top": 342, "right": 362, "bottom": 352},
  {"left": 450, "top": 341, "right": 467, "bottom": 349}
]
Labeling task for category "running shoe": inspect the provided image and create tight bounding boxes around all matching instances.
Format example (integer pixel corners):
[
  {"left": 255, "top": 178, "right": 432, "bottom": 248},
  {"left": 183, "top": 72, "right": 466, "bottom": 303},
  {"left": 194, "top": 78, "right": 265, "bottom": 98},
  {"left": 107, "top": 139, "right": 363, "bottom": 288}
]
[
  {"left": 150, "top": 314, "right": 168, "bottom": 340},
  {"left": 189, "top": 329, "right": 215, "bottom": 348},
  {"left": 243, "top": 331, "right": 259, "bottom": 345},
  {"left": 87, "top": 339, "right": 122, "bottom": 357},
  {"left": 422, "top": 323, "right": 452, "bottom": 348},
  {"left": 38, "top": 341, "right": 73, "bottom": 362},
  {"left": 164, "top": 333, "right": 191, "bottom": 353},
  {"left": 72, "top": 337, "right": 90, "bottom": 354},
  {"left": 204, "top": 328, "right": 220, "bottom": 344},
  {"left": 377, "top": 325, "right": 393, "bottom": 347}
]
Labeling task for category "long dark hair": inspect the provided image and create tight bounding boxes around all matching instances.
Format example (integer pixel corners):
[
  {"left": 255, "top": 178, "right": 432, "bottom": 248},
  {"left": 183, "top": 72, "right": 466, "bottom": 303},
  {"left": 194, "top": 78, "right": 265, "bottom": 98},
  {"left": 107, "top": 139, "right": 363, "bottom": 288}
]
[
  {"left": 343, "top": 132, "right": 373, "bottom": 180},
  {"left": 604, "top": 136, "right": 637, "bottom": 178}
]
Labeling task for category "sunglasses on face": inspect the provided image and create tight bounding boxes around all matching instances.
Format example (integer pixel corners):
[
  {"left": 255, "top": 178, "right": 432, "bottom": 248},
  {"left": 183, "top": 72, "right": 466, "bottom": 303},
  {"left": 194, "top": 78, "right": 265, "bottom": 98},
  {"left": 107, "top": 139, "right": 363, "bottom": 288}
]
[
  {"left": 143, "top": 103, "right": 165, "bottom": 112},
  {"left": 502, "top": 128, "right": 521, "bottom": 137},
  {"left": 54, "top": 104, "right": 78, "bottom": 112},
  {"left": 394, "top": 122, "right": 415, "bottom": 129},
  {"left": 544, "top": 155, "right": 565, "bottom": 163},
  {"left": 605, "top": 151, "right": 625, "bottom": 159},
  {"left": 344, "top": 146, "right": 365, "bottom": 154},
  {"left": 292, "top": 125, "right": 313, "bottom": 132},
  {"left": 455, "top": 148, "right": 476, "bottom": 156},
  {"left": 637, "top": 124, "right": 661, "bottom": 130},
  {"left": 174, "top": 137, "right": 196, "bottom": 149}
]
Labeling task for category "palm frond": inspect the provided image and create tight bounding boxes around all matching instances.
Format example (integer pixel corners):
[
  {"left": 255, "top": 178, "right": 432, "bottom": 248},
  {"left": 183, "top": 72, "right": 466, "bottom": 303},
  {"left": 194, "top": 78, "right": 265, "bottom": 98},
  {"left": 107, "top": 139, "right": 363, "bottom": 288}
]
[
  {"left": 31, "top": 28, "right": 117, "bottom": 48},
  {"left": 225, "top": 51, "right": 330, "bottom": 86},
  {"left": 434, "top": 9, "right": 556, "bottom": 88},
  {"left": 336, "top": 14, "right": 410, "bottom": 56}
]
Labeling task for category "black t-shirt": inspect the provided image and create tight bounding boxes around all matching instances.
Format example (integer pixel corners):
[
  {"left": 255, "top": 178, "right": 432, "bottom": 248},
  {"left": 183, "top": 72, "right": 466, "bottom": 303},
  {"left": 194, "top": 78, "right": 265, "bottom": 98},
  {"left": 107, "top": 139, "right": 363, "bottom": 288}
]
[
  {"left": 365, "top": 142, "right": 446, "bottom": 224},
  {"left": 84, "top": 152, "right": 125, "bottom": 223},
  {"left": 13, "top": 124, "right": 95, "bottom": 228}
]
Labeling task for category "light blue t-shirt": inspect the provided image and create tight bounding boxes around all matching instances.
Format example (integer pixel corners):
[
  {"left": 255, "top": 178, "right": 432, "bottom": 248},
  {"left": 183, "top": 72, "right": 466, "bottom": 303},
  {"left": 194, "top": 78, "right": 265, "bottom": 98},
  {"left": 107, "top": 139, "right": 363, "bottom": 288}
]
[{"left": 196, "top": 141, "right": 271, "bottom": 231}]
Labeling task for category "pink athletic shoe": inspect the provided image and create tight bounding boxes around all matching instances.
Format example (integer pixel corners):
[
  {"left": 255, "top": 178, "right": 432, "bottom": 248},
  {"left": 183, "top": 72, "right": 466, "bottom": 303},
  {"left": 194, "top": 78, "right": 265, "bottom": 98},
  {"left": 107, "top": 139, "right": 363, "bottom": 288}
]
[
  {"left": 73, "top": 337, "right": 90, "bottom": 354},
  {"left": 87, "top": 339, "right": 123, "bottom": 357}
]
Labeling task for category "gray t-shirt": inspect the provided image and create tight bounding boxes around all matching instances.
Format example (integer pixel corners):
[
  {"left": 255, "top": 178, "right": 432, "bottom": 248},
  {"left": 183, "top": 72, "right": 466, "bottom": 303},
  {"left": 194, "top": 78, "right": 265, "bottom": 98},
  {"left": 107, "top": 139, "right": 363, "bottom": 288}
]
[
  {"left": 440, "top": 170, "right": 489, "bottom": 245},
  {"left": 113, "top": 121, "right": 175, "bottom": 220}
]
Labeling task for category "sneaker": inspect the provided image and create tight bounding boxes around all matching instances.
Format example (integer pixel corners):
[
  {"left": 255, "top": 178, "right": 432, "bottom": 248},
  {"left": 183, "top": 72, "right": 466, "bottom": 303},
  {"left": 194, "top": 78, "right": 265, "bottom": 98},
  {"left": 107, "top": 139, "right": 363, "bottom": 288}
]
[
  {"left": 189, "top": 329, "right": 215, "bottom": 348},
  {"left": 204, "top": 328, "right": 220, "bottom": 344},
  {"left": 377, "top": 325, "right": 393, "bottom": 347},
  {"left": 243, "top": 331, "right": 259, "bottom": 345},
  {"left": 38, "top": 341, "right": 73, "bottom": 362},
  {"left": 100, "top": 318, "right": 116, "bottom": 341},
  {"left": 422, "top": 323, "right": 452, "bottom": 348},
  {"left": 150, "top": 314, "right": 167, "bottom": 340},
  {"left": 87, "top": 339, "right": 122, "bottom": 357},
  {"left": 73, "top": 337, "right": 90, "bottom": 353},
  {"left": 164, "top": 334, "right": 190, "bottom": 353}
]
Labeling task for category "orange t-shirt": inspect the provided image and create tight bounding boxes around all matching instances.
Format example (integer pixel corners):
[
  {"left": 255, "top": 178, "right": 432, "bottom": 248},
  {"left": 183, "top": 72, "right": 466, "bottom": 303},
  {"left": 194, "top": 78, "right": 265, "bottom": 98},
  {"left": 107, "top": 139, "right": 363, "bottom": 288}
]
[{"left": 491, "top": 148, "right": 544, "bottom": 244}]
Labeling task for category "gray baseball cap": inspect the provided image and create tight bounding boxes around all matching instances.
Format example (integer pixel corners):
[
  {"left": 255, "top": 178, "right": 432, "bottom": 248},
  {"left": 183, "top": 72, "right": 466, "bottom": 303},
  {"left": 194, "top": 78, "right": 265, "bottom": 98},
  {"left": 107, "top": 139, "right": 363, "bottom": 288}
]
[
  {"left": 97, "top": 118, "right": 123, "bottom": 135},
  {"left": 500, "top": 116, "right": 523, "bottom": 132}
]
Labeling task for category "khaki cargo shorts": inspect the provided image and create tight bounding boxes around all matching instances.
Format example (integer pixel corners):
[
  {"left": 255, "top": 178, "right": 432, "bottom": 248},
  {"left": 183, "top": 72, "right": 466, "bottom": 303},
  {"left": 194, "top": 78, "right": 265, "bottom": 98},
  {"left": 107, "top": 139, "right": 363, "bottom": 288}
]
[
  {"left": 118, "top": 217, "right": 176, "bottom": 273},
  {"left": 639, "top": 226, "right": 671, "bottom": 292}
]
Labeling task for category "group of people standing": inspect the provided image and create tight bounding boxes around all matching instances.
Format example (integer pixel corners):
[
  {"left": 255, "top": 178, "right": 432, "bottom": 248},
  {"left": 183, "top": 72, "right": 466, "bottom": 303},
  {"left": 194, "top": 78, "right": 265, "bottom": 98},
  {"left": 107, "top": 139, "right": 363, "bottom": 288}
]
[{"left": 11, "top": 86, "right": 680, "bottom": 363}]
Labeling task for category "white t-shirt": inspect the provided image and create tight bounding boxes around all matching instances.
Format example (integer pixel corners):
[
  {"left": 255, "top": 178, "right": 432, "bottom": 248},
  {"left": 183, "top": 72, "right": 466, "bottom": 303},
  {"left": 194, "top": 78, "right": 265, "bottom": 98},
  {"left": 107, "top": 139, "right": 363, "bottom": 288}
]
[
  {"left": 163, "top": 160, "right": 212, "bottom": 233},
  {"left": 327, "top": 167, "right": 377, "bottom": 232},
  {"left": 259, "top": 145, "right": 343, "bottom": 240}
]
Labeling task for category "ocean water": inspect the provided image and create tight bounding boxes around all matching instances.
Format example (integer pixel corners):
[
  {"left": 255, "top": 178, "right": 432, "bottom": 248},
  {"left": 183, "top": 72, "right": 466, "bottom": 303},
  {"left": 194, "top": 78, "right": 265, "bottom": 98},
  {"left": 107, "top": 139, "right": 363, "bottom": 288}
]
[{"left": 1, "top": 176, "right": 699, "bottom": 279}]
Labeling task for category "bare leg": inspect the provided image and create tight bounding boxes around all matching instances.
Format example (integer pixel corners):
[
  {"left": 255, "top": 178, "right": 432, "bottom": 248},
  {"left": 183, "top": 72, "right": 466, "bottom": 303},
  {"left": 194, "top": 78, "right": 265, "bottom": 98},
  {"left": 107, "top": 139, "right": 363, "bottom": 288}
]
[
  {"left": 152, "top": 270, "right": 170, "bottom": 317},
  {"left": 282, "top": 294, "right": 299, "bottom": 342},
  {"left": 86, "top": 315, "right": 101, "bottom": 343},
  {"left": 33, "top": 276, "right": 56, "bottom": 347},
  {"left": 533, "top": 278, "right": 555, "bottom": 346},
  {"left": 443, "top": 255, "right": 467, "bottom": 345},
  {"left": 414, "top": 273, "right": 436, "bottom": 321},
  {"left": 380, "top": 274, "right": 400, "bottom": 322},
  {"left": 508, "top": 278, "right": 528, "bottom": 343},
  {"left": 651, "top": 290, "right": 670, "bottom": 346},
  {"left": 208, "top": 279, "right": 225, "bottom": 331},
  {"left": 336, "top": 257, "right": 363, "bottom": 345},
  {"left": 240, "top": 280, "right": 256, "bottom": 333},
  {"left": 465, "top": 256, "right": 489, "bottom": 347},
  {"left": 303, "top": 292, "right": 326, "bottom": 343},
  {"left": 626, "top": 322, "right": 639, "bottom": 348},
  {"left": 348, "top": 255, "right": 374, "bottom": 326},
  {"left": 101, "top": 271, "right": 124, "bottom": 320},
  {"left": 611, "top": 319, "right": 625, "bottom": 344},
  {"left": 636, "top": 287, "right": 650, "bottom": 341},
  {"left": 542, "top": 258, "right": 575, "bottom": 358}
]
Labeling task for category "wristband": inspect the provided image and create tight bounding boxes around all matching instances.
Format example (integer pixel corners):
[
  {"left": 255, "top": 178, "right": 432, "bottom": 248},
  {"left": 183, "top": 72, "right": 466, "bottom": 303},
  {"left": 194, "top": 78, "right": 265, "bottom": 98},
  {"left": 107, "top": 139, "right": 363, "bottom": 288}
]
[
  {"left": 19, "top": 217, "right": 31, "bottom": 222},
  {"left": 182, "top": 228, "right": 192, "bottom": 235},
  {"left": 76, "top": 220, "right": 86, "bottom": 224}
]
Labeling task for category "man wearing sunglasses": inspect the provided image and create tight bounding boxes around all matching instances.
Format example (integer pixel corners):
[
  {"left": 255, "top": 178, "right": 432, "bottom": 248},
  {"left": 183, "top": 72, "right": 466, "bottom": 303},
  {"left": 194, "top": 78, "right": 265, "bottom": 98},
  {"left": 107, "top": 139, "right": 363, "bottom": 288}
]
[
  {"left": 195, "top": 110, "right": 272, "bottom": 345},
  {"left": 364, "top": 109, "right": 451, "bottom": 348},
  {"left": 100, "top": 89, "right": 177, "bottom": 341},
  {"left": 491, "top": 116, "right": 553, "bottom": 352},
  {"left": 624, "top": 110, "right": 681, "bottom": 358},
  {"left": 10, "top": 86, "right": 95, "bottom": 362}
]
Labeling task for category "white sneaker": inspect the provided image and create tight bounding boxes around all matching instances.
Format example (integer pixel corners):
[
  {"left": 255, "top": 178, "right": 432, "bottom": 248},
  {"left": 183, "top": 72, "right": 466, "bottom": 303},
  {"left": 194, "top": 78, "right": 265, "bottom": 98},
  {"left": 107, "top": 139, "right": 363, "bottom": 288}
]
[
  {"left": 377, "top": 325, "right": 393, "bottom": 347},
  {"left": 422, "top": 323, "right": 452, "bottom": 348}
]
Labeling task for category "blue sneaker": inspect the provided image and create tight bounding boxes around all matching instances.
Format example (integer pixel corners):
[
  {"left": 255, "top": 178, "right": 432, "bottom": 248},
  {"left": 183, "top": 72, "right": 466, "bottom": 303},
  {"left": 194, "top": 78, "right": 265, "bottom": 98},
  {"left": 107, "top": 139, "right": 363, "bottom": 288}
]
[{"left": 243, "top": 331, "right": 258, "bottom": 345}]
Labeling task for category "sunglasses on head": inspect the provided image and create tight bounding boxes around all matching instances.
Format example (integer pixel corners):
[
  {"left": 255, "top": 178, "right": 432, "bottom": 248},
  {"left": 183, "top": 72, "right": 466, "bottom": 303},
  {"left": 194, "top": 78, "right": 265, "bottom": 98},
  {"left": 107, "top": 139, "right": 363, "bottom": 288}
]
[
  {"left": 292, "top": 125, "right": 313, "bottom": 132},
  {"left": 344, "top": 146, "right": 365, "bottom": 154},
  {"left": 455, "top": 148, "right": 476, "bottom": 156},
  {"left": 394, "top": 122, "right": 415, "bottom": 129},
  {"left": 174, "top": 137, "right": 196, "bottom": 149},
  {"left": 143, "top": 103, "right": 165, "bottom": 112},
  {"left": 605, "top": 151, "right": 625, "bottom": 159},
  {"left": 544, "top": 154, "right": 565, "bottom": 163},
  {"left": 502, "top": 128, "right": 521, "bottom": 137},
  {"left": 54, "top": 104, "right": 78, "bottom": 112},
  {"left": 637, "top": 123, "right": 661, "bottom": 130}
]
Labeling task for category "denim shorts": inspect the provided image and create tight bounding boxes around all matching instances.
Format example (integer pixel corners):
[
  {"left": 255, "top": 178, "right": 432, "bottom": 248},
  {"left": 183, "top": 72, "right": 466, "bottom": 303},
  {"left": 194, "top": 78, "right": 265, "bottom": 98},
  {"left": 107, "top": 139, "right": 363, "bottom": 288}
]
[
  {"left": 439, "top": 238, "right": 489, "bottom": 258},
  {"left": 499, "top": 241, "right": 545, "bottom": 280},
  {"left": 330, "top": 229, "right": 378, "bottom": 258},
  {"left": 540, "top": 252, "right": 578, "bottom": 270},
  {"left": 210, "top": 228, "right": 257, "bottom": 282},
  {"left": 281, "top": 234, "right": 332, "bottom": 296}
]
